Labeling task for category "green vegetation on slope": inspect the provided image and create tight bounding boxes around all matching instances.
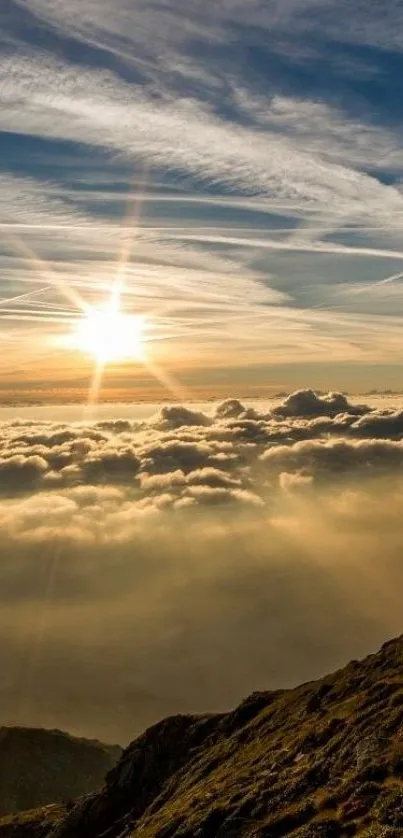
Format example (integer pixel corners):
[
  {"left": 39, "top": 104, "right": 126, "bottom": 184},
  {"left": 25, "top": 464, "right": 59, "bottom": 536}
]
[{"left": 4, "top": 637, "right": 403, "bottom": 836}]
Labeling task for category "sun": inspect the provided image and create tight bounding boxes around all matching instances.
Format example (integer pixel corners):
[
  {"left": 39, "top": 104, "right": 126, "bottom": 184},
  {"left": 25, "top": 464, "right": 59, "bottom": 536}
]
[{"left": 71, "top": 304, "right": 145, "bottom": 363}]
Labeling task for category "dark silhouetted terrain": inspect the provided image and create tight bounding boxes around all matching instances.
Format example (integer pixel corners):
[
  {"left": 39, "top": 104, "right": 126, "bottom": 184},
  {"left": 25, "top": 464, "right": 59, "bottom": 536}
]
[
  {"left": 4, "top": 637, "right": 403, "bottom": 836},
  {"left": 0, "top": 727, "right": 121, "bottom": 818}
]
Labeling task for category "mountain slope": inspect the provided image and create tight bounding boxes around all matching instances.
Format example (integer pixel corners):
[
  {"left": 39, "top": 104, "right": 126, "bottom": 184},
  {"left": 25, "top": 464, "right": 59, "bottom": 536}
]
[
  {"left": 4, "top": 636, "right": 403, "bottom": 837},
  {"left": 0, "top": 727, "right": 121, "bottom": 818}
]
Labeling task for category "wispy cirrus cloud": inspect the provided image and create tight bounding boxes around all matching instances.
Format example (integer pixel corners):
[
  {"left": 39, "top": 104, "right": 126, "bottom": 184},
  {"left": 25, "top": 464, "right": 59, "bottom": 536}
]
[
  {"left": 13, "top": 0, "right": 403, "bottom": 58},
  {"left": 2, "top": 51, "right": 403, "bottom": 220},
  {"left": 1, "top": 0, "right": 403, "bottom": 396}
]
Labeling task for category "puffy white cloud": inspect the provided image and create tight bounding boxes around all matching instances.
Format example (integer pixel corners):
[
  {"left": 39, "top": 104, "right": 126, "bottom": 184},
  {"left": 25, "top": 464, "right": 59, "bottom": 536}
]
[
  {"left": 1, "top": 391, "right": 403, "bottom": 500},
  {"left": 152, "top": 405, "right": 212, "bottom": 430},
  {"left": 261, "top": 437, "right": 403, "bottom": 479},
  {"left": 272, "top": 389, "right": 369, "bottom": 418},
  {"left": 215, "top": 399, "right": 252, "bottom": 419},
  {"left": 0, "top": 453, "right": 48, "bottom": 493},
  {"left": 351, "top": 409, "right": 403, "bottom": 439},
  {"left": 186, "top": 467, "right": 243, "bottom": 489},
  {"left": 279, "top": 471, "right": 314, "bottom": 492}
]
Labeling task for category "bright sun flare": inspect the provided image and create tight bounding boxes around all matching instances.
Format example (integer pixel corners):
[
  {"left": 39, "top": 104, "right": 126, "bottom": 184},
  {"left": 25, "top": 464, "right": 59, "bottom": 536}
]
[{"left": 72, "top": 305, "right": 145, "bottom": 363}]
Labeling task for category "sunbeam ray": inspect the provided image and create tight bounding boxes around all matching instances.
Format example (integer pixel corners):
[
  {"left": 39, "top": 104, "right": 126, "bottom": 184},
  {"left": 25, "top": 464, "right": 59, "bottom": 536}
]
[
  {"left": 84, "top": 359, "right": 106, "bottom": 420},
  {"left": 85, "top": 167, "right": 150, "bottom": 409},
  {"left": 143, "top": 356, "right": 192, "bottom": 402},
  {"left": 111, "top": 165, "right": 150, "bottom": 312}
]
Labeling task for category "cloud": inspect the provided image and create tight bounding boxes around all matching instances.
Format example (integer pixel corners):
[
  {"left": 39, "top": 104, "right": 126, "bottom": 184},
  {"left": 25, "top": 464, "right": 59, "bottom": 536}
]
[
  {"left": 350, "top": 410, "right": 403, "bottom": 439},
  {"left": 2, "top": 51, "right": 403, "bottom": 222},
  {"left": 0, "top": 453, "right": 48, "bottom": 491},
  {"left": 261, "top": 437, "right": 403, "bottom": 479},
  {"left": 3, "top": 0, "right": 403, "bottom": 398},
  {"left": 152, "top": 405, "right": 212, "bottom": 430},
  {"left": 1, "top": 390, "right": 403, "bottom": 497},
  {"left": 4, "top": 0, "right": 403, "bottom": 742},
  {"left": 279, "top": 470, "right": 314, "bottom": 492},
  {"left": 2, "top": 392, "right": 403, "bottom": 742},
  {"left": 271, "top": 389, "right": 369, "bottom": 418},
  {"left": 215, "top": 399, "right": 257, "bottom": 420},
  {"left": 2, "top": 77, "right": 403, "bottom": 391},
  {"left": 231, "top": 91, "right": 403, "bottom": 174},
  {"left": 14, "top": 0, "right": 403, "bottom": 62}
]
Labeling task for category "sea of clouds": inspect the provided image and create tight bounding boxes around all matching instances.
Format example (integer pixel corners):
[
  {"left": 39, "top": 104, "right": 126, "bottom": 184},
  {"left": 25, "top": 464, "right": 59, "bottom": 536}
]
[{"left": 2, "top": 389, "right": 403, "bottom": 743}]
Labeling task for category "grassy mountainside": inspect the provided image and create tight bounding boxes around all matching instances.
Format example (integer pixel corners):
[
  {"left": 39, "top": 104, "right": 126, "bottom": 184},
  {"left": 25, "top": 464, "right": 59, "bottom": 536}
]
[
  {"left": 0, "top": 727, "right": 121, "bottom": 818},
  {"left": 4, "top": 636, "right": 403, "bottom": 836}
]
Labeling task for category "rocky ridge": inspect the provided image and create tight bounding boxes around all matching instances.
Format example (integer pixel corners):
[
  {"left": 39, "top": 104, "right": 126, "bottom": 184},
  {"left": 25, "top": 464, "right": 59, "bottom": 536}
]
[{"left": 4, "top": 637, "right": 403, "bottom": 837}]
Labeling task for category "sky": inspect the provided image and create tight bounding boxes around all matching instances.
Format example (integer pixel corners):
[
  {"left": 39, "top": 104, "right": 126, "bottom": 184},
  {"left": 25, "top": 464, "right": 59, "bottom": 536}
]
[
  {"left": 3, "top": 2, "right": 403, "bottom": 749},
  {"left": 2, "top": 1, "right": 403, "bottom": 401}
]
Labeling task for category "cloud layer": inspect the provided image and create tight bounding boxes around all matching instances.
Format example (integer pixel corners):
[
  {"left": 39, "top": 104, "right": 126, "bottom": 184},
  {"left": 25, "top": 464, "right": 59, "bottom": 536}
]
[
  {"left": 2, "top": 392, "right": 403, "bottom": 743},
  {"left": 3, "top": 389, "right": 403, "bottom": 503}
]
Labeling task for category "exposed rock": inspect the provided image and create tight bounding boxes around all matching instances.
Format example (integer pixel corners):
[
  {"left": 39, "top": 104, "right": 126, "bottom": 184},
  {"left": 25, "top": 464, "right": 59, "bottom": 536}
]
[{"left": 4, "top": 636, "right": 403, "bottom": 837}]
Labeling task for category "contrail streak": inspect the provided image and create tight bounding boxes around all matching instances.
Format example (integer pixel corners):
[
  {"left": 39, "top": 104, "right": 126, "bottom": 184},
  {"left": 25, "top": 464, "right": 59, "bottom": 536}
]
[
  {"left": 375, "top": 270, "right": 403, "bottom": 287},
  {"left": 0, "top": 285, "right": 51, "bottom": 307},
  {"left": 3, "top": 232, "right": 86, "bottom": 312}
]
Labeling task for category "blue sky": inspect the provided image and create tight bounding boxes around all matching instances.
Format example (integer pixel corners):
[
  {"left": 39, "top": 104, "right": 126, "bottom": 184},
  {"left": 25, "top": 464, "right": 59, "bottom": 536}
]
[{"left": 2, "top": 0, "right": 403, "bottom": 400}]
